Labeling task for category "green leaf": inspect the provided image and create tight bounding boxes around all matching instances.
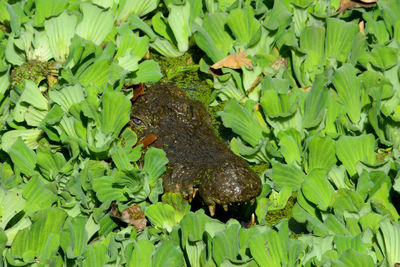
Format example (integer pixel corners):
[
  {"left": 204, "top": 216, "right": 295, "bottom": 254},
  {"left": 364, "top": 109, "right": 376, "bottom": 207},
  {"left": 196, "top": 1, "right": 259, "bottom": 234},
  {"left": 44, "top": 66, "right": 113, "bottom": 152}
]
[
  {"left": 115, "top": 31, "right": 149, "bottom": 72},
  {"left": 334, "top": 233, "right": 367, "bottom": 255},
  {"left": 227, "top": 7, "right": 261, "bottom": 47},
  {"left": 1, "top": 129, "right": 42, "bottom": 151},
  {"left": 306, "top": 135, "right": 336, "bottom": 174},
  {"left": 126, "top": 240, "right": 155, "bottom": 267},
  {"left": 335, "top": 135, "right": 376, "bottom": 177},
  {"left": 219, "top": 99, "right": 265, "bottom": 147},
  {"left": 44, "top": 11, "right": 77, "bottom": 62},
  {"left": 268, "top": 186, "right": 292, "bottom": 211},
  {"left": 263, "top": 0, "right": 291, "bottom": 31},
  {"left": 60, "top": 216, "right": 88, "bottom": 259},
  {"left": 6, "top": 3, "right": 22, "bottom": 37},
  {"left": 301, "top": 169, "right": 334, "bottom": 211},
  {"left": 271, "top": 161, "right": 306, "bottom": 191},
  {"left": 212, "top": 223, "right": 240, "bottom": 266},
  {"left": 8, "top": 137, "right": 37, "bottom": 176},
  {"left": 78, "top": 58, "right": 112, "bottom": 88},
  {"left": 19, "top": 80, "right": 48, "bottom": 111},
  {"left": 359, "top": 212, "right": 382, "bottom": 232},
  {"left": 303, "top": 74, "right": 328, "bottom": 128},
  {"left": 101, "top": 91, "right": 131, "bottom": 136},
  {"left": 145, "top": 202, "right": 179, "bottom": 232},
  {"left": 377, "top": 218, "right": 400, "bottom": 267},
  {"left": 10, "top": 208, "right": 67, "bottom": 263},
  {"left": 193, "top": 13, "right": 233, "bottom": 62},
  {"left": 116, "top": 0, "right": 158, "bottom": 22},
  {"left": 230, "top": 137, "right": 276, "bottom": 164},
  {"left": 143, "top": 147, "right": 168, "bottom": 186},
  {"left": 92, "top": 176, "right": 129, "bottom": 202},
  {"left": 151, "top": 12, "right": 174, "bottom": 41},
  {"left": 260, "top": 90, "right": 298, "bottom": 118},
  {"left": 299, "top": 25, "right": 325, "bottom": 74},
  {"left": 130, "top": 60, "right": 162, "bottom": 84},
  {"left": 129, "top": 14, "right": 157, "bottom": 41},
  {"left": 22, "top": 176, "right": 58, "bottom": 216},
  {"left": 181, "top": 211, "right": 213, "bottom": 243},
  {"left": 25, "top": 107, "right": 47, "bottom": 127},
  {"left": 249, "top": 228, "right": 286, "bottom": 267},
  {"left": 359, "top": 45, "right": 398, "bottom": 71},
  {"left": 334, "top": 249, "right": 375, "bottom": 267},
  {"left": 33, "top": 0, "right": 68, "bottom": 26},
  {"left": 160, "top": 193, "right": 190, "bottom": 221},
  {"left": 323, "top": 214, "right": 349, "bottom": 235},
  {"left": 332, "top": 64, "right": 362, "bottom": 124},
  {"left": 364, "top": 12, "right": 389, "bottom": 44},
  {"left": 82, "top": 242, "right": 109, "bottom": 267},
  {"left": 278, "top": 129, "right": 302, "bottom": 164},
  {"left": 167, "top": 2, "right": 191, "bottom": 52},
  {"left": 360, "top": 70, "right": 393, "bottom": 101},
  {"left": 76, "top": 3, "right": 113, "bottom": 46},
  {"left": 49, "top": 84, "right": 85, "bottom": 113},
  {"left": 111, "top": 144, "right": 133, "bottom": 171},
  {"left": 0, "top": 187, "right": 25, "bottom": 229},
  {"left": 369, "top": 182, "right": 399, "bottom": 221},
  {"left": 152, "top": 239, "right": 185, "bottom": 267},
  {"left": 325, "top": 18, "right": 359, "bottom": 62},
  {"left": 36, "top": 147, "right": 66, "bottom": 181},
  {"left": 5, "top": 33, "right": 25, "bottom": 65},
  {"left": 150, "top": 37, "right": 184, "bottom": 57}
]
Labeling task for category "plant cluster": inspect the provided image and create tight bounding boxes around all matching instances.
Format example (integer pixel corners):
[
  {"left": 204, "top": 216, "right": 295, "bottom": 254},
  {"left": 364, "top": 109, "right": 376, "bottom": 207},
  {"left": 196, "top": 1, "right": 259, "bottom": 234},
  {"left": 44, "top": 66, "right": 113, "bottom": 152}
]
[{"left": 0, "top": 0, "right": 400, "bottom": 266}]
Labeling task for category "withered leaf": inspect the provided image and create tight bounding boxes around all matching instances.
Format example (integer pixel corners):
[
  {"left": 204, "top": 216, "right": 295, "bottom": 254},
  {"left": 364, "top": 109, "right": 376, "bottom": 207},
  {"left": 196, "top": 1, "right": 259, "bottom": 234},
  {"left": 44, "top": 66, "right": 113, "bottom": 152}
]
[
  {"left": 338, "top": 0, "right": 377, "bottom": 13},
  {"left": 47, "top": 75, "right": 58, "bottom": 88},
  {"left": 110, "top": 202, "right": 147, "bottom": 232},
  {"left": 271, "top": 57, "right": 288, "bottom": 71},
  {"left": 245, "top": 75, "right": 262, "bottom": 96},
  {"left": 359, "top": 20, "right": 365, "bottom": 35},
  {"left": 131, "top": 83, "right": 145, "bottom": 101},
  {"left": 137, "top": 134, "right": 157, "bottom": 148},
  {"left": 211, "top": 49, "right": 253, "bottom": 70}
]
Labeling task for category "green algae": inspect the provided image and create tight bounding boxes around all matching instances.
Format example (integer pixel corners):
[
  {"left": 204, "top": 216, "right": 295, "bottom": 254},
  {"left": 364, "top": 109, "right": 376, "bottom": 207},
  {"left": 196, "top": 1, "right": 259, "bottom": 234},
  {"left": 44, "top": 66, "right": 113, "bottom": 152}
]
[
  {"left": 151, "top": 48, "right": 211, "bottom": 104},
  {"left": 10, "top": 60, "right": 58, "bottom": 86},
  {"left": 265, "top": 195, "right": 296, "bottom": 227},
  {"left": 249, "top": 162, "right": 269, "bottom": 177},
  {"left": 150, "top": 49, "right": 231, "bottom": 140}
]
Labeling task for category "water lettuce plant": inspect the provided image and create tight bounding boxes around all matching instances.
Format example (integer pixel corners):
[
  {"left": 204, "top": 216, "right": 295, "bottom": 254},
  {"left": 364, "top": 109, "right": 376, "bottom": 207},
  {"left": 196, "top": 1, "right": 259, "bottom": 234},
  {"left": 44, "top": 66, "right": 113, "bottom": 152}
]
[{"left": 0, "top": 0, "right": 400, "bottom": 266}]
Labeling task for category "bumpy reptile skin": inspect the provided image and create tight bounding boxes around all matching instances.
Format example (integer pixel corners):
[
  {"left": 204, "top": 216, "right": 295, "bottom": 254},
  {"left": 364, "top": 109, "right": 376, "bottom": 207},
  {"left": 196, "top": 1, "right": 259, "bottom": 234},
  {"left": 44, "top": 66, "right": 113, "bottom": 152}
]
[{"left": 130, "top": 84, "right": 261, "bottom": 206}]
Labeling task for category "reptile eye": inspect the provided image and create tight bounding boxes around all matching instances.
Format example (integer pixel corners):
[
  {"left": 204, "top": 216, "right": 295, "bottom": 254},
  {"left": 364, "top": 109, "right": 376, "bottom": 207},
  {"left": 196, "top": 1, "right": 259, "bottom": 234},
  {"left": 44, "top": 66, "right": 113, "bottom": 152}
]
[{"left": 132, "top": 117, "right": 143, "bottom": 125}]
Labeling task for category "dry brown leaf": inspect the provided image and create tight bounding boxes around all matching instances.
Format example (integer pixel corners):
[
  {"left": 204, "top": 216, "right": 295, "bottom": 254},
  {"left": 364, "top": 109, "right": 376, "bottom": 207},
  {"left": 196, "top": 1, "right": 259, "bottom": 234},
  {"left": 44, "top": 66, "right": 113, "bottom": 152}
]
[
  {"left": 144, "top": 50, "right": 150, "bottom": 60},
  {"left": 137, "top": 134, "right": 157, "bottom": 148},
  {"left": 132, "top": 83, "right": 145, "bottom": 101},
  {"left": 359, "top": 20, "right": 365, "bottom": 35},
  {"left": 338, "top": 0, "right": 377, "bottom": 13},
  {"left": 110, "top": 203, "right": 147, "bottom": 232},
  {"left": 245, "top": 75, "right": 262, "bottom": 96},
  {"left": 301, "top": 86, "right": 312, "bottom": 92},
  {"left": 47, "top": 75, "right": 58, "bottom": 88},
  {"left": 271, "top": 57, "right": 288, "bottom": 71},
  {"left": 211, "top": 49, "right": 253, "bottom": 70}
]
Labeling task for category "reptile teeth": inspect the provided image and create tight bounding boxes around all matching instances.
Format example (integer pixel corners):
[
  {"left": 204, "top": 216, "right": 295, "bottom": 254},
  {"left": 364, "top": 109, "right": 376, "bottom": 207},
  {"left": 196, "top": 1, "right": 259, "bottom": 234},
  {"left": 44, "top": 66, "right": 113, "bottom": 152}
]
[
  {"left": 247, "top": 213, "right": 255, "bottom": 228},
  {"left": 208, "top": 205, "right": 216, "bottom": 217},
  {"left": 193, "top": 188, "right": 198, "bottom": 198},
  {"left": 222, "top": 204, "right": 228, "bottom": 212}
]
